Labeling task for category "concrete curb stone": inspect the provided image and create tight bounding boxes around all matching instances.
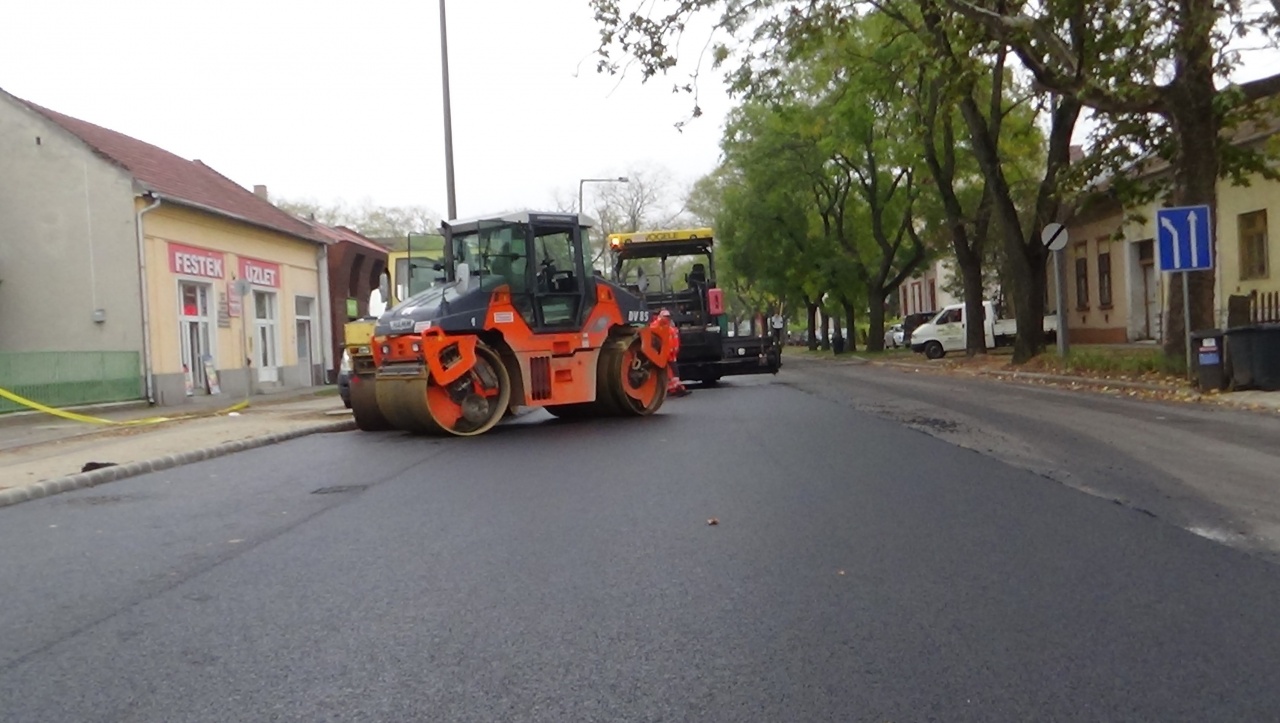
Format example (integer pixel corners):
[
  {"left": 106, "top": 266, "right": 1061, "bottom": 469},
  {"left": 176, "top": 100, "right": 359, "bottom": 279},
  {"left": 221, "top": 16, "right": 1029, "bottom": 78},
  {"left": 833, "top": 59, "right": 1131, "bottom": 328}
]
[{"left": 0, "top": 419, "right": 356, "bottom": 510}]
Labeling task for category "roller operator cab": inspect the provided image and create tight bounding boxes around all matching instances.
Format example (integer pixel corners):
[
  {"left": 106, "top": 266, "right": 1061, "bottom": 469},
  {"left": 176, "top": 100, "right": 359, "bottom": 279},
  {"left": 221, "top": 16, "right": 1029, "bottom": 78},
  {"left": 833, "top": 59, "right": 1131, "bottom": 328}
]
[
  {"left": 348, "top": 211, "right": 677, "bottom": 437},
  {"left": 607, "top": 228, "right": 781, "bottom": 383}
]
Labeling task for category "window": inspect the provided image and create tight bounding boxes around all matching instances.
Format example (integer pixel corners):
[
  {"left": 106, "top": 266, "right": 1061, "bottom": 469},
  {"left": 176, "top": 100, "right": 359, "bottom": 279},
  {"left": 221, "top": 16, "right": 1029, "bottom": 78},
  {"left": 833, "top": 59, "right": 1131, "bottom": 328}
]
[
  {"left": 1075, "top": 254, "right": 1089, "bottom": 310},
  {"left": 1239, "top": 210, "right": 1269, "bottom": 280},
  {"left": 1098, "top": 251, "right": 1113, "bottom": 308}
]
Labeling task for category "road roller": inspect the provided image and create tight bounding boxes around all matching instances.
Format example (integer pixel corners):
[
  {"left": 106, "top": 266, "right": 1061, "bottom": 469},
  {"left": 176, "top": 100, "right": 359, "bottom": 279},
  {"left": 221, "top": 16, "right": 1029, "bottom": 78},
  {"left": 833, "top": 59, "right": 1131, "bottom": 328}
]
[{"left": 348, "top": 211, "right": 676, "bottom": 437}]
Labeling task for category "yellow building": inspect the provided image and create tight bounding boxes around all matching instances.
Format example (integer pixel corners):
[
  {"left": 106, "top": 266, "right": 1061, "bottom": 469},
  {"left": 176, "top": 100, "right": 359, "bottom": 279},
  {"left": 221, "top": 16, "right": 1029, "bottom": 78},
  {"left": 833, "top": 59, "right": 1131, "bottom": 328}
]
[
  {"left": 7, "top": 96, "right": 330, "bottom": 406},
  {"left": 1062, "top": 137, "right": 1280, "bottom": 344}
]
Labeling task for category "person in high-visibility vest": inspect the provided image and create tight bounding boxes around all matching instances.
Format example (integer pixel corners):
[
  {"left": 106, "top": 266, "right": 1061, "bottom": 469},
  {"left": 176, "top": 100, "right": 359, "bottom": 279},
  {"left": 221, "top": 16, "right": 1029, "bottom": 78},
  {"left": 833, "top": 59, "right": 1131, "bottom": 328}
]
[{"left": 651, "top": 309, "right": 690, "bottom": 397}]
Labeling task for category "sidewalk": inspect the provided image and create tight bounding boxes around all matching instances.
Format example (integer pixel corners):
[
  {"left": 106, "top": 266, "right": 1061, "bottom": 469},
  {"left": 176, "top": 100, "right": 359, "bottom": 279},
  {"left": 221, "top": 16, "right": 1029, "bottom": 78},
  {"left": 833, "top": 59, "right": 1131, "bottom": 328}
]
[
  {"left": 0, "top": 388, "right": 354, "bottom": 508},
  {"left": 787, "top": 349, "right": 1280, "bottom": 413}
]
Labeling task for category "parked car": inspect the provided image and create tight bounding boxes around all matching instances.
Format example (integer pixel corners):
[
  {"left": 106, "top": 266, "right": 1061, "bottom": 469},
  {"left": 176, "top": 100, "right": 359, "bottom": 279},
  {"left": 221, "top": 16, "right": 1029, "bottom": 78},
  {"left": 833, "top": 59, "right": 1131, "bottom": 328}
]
[
  {"left": 884, "top": 323, "right": 905, "bottom": 348},
  {"left": 337, "top": 349, "right": 353, "bottom": 409}
]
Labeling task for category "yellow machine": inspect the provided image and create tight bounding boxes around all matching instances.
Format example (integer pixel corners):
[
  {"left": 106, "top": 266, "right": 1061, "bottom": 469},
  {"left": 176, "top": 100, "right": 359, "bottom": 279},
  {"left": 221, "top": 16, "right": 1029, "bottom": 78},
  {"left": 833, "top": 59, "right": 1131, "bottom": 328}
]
[{"left": 343, "top": 237, "right": 447, "bottom": 381}]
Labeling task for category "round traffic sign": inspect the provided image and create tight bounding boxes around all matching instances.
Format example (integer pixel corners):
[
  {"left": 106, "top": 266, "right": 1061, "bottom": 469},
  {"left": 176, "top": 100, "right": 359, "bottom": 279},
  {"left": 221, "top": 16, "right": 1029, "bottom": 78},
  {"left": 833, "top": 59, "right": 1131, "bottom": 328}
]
[{"left": 1041, "top": 223, "right": 1069, "bottom": 252}]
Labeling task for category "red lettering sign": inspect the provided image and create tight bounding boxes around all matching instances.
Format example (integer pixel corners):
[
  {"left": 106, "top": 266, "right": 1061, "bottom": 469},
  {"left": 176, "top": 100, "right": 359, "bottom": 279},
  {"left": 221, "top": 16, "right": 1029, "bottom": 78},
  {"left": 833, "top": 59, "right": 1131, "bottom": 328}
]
[
  {"left": 239, "top": 257, "right": 281, "bottom": 288},
  {"left": 168, "top": 243, "right": 225, "bottom": 279}
]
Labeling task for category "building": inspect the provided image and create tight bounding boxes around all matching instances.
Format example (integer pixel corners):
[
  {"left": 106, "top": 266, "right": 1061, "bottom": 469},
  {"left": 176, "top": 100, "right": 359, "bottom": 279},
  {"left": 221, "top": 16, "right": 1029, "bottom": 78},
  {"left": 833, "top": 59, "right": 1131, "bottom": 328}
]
[
  {"left": 1059, "top": 127, "right": 1280, "bottom": 344},
  {"left": 899, "top": 258, "right": 959, "bottom": 317},
  {"left": 0, "top": 90, "right": 332, "bottom": 409}
]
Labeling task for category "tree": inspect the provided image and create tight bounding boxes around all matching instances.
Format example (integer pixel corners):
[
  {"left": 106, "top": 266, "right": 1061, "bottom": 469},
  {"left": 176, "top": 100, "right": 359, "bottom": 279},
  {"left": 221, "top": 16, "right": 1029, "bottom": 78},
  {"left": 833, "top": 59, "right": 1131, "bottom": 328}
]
[
  {"left": 591, "top": 0, "right": 1065, "bottom": 361},
  {"left": 942, "top": 0, "right": 1280, "bottom": 360},
  {"left": 275, "top": 198, "right": 438, "bottom": 241}
]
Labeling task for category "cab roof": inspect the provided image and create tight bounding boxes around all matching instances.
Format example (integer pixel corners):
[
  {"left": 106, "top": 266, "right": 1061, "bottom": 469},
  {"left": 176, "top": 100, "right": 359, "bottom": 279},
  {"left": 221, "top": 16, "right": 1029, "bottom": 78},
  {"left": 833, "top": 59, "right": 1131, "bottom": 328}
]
[{"left": 441, "top": 210, "right": 597, "bottom": 235}]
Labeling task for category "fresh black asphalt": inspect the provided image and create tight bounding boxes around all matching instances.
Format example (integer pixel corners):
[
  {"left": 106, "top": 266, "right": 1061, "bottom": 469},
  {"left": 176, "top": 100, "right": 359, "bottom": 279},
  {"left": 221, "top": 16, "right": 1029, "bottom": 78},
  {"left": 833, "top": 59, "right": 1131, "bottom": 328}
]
[{"left": 3, "top": 369, "right": 1280, "bottom": 721}]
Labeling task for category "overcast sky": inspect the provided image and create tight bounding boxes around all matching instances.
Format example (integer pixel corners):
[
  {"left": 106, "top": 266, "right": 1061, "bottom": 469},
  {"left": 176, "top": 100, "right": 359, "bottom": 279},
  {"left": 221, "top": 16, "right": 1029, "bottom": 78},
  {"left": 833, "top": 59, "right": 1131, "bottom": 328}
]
[
  {"left": 6, "top": 1, "right": 1279, "bottom": 223},
  {"left": 3, "top": 0, "right": 730, "bottom": 219}
]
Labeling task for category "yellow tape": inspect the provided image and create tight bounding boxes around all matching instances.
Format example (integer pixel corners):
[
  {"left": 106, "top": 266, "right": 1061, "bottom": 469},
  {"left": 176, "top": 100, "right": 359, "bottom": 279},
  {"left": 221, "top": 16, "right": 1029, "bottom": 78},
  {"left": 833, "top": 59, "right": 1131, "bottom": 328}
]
[{"left": 0, "top": 386, "right": 249, "bottom": 426}]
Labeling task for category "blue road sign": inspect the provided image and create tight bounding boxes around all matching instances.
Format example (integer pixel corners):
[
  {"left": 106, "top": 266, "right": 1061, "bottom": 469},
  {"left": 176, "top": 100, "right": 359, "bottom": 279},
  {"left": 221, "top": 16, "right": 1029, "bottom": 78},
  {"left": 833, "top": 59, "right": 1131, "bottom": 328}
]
[{"left": 1156, "top": 205, "right": 1213, "bottom": 272}]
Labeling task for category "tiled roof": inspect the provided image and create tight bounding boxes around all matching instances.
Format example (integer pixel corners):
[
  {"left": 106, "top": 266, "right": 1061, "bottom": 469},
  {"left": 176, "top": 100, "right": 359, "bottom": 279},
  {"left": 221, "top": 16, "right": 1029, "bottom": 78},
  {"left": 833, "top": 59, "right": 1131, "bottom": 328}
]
[
  {"left": 17, "top": 96, "right": 321, "bottom": 243},
  {"left": 298, "top": 218, "right": 387, "bottom": 254}
]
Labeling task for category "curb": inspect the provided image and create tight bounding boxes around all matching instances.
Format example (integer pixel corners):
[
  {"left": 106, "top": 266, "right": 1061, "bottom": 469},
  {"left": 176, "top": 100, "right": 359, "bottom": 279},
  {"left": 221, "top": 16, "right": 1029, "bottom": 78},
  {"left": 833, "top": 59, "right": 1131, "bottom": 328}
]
[{"left": 0, "top": 419, "right": 356, "bottom": 510}]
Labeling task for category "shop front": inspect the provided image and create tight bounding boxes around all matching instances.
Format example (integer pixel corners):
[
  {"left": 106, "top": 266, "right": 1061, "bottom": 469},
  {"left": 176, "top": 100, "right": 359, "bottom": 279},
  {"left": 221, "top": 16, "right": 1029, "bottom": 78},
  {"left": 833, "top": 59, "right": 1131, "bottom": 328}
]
[{"left": 145, "top": 204, "right": 325, "bottom": 406}]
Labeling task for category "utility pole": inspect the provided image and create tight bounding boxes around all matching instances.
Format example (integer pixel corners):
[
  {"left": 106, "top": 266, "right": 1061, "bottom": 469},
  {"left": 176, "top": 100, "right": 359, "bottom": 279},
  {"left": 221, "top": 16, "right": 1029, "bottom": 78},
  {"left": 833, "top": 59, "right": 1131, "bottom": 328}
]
[{"left": 439, "top": 0, "right": 457, "bottom": 221}]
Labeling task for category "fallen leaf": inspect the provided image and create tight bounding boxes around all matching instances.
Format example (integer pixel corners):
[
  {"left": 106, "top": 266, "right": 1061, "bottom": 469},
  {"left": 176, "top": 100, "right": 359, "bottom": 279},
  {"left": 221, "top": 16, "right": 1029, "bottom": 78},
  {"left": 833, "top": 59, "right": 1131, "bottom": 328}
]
[{"left": 707, "top": 517, "right": 719, "bottom": 526}]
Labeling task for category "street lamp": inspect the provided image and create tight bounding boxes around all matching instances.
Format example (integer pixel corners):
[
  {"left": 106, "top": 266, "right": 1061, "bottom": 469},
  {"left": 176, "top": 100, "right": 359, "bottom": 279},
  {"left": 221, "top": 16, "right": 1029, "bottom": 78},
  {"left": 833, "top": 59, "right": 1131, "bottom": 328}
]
[
  {"left": 578, "top": 176, "right": 629, "bottom": 218},
  {"left": 439, "top": 0, "right": 457, "bottom": 221}
]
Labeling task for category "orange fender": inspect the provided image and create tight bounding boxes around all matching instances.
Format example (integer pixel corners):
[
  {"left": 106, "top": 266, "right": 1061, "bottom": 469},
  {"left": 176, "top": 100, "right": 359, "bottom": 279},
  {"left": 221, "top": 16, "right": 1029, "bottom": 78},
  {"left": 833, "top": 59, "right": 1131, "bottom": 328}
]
[
  {"left": 636, "top": 324, "right": 673, "bottom": 367},
  {"left": 420, "top": 329, "right": 479, "bottom": 386}
]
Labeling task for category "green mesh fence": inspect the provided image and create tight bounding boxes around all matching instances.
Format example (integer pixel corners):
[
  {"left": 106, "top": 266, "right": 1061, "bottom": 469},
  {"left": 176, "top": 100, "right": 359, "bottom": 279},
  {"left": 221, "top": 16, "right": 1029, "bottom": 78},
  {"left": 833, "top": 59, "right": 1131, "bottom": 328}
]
[{"left": 0, "top": 352, "right": 143, "bottom": 414}]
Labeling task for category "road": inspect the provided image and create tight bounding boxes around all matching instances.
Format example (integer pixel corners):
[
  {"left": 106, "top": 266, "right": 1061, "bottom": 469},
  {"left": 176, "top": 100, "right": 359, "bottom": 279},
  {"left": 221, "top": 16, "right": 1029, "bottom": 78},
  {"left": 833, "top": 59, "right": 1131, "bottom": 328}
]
[{"left": 3, "top": 360, "right": 1280, "bottom": 721}]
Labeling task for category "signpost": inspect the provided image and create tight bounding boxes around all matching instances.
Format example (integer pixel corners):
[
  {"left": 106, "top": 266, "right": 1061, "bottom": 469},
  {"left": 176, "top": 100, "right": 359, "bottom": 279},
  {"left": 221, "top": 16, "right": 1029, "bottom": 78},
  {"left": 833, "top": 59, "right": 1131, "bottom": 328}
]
[
  {"left": 1041, "top": 223, "right": 1070, "bottom": 358},
  {"left": 1155, "top": 205, "right": 1213, "bottom": 379},
  {"left": 233, "top": 278, "right": 253, "bottom": 401}
]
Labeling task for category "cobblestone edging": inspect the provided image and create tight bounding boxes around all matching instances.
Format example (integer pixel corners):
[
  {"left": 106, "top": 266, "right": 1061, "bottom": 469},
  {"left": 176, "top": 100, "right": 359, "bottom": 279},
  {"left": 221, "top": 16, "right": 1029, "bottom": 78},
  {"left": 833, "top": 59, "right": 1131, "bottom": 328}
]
[{"left": 0, "top": 420, "right": 356, "bottom": 509}]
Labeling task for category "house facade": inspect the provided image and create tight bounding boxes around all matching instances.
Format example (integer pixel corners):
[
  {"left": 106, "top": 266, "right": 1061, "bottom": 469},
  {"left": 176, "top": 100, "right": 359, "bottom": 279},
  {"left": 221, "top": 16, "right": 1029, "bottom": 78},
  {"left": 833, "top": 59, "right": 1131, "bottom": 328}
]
[
  {"left": 1061, "top": 167, "right": 1280, "bottom": 345},
  {"left": 899, "top": 258, "right": 959, "bottom": 317},
  {"left": 1, "top": 90, "right": 333, "bottom": 409}
]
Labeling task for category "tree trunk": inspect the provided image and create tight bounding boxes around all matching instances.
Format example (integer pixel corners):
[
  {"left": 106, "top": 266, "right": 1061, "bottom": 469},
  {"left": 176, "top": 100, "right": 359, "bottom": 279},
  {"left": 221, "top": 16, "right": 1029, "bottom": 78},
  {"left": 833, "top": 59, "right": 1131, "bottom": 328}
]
[
  {"left": 960, "top": 257, "right": 988, "bottom": 356},
  {"left": 807, "top": 301, "right": 819, "bottom": 350},
  {"left": 866, "top": 288, "right": 887, "bottom": 352},
  {"left": 820, "top": 310, "right": 832, "bottom": 350},
  {"left": 1162, "top": 31, "right": 1220, "bottom": 363}
]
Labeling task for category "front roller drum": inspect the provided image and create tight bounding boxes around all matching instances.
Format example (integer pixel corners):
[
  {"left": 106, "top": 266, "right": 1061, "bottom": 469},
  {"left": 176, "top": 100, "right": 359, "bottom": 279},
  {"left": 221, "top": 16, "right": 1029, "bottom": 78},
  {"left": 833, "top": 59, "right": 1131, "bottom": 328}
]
[
  {"left": 601, "top": 334, "right": 668, "bottom": 416},
  {"left": 350, "top": 373, "right": 392, "bottom": 431},
  {"left": 375, "top": 342, "right": 512, "bottom": 437}
]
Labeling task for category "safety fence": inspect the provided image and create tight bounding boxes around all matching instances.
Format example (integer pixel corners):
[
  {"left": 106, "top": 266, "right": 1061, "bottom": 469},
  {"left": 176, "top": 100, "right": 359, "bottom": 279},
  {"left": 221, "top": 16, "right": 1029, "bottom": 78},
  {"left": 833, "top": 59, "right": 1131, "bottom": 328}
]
[{"left": 0, "top": 351, "right": 143, "bottom": 415}]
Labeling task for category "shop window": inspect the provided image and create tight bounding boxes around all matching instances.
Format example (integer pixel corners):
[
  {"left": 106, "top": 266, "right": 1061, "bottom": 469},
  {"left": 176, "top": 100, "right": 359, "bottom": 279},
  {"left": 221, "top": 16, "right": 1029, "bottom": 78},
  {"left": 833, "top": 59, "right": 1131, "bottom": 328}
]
[
  {"left": 1239, "top": 210, "right": 1269, "bottom": 280},
  {"left": 1098, "top": 251, "right": 1113, "bottom": 308}
]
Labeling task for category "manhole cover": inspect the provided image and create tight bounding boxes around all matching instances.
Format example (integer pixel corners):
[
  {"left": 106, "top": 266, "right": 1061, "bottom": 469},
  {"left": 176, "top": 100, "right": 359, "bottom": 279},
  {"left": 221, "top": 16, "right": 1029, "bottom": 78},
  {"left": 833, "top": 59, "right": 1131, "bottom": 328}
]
[{"left": 311, "top": 485, "right": 369, "bottom": 495}]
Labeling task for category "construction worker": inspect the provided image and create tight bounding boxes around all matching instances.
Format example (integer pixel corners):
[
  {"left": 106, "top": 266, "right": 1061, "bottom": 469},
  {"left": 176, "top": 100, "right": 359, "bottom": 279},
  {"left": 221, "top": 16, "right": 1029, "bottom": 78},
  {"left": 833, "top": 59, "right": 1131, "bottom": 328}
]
[{"left": 652, "top": 309, "right": 690, "bottom": 397}]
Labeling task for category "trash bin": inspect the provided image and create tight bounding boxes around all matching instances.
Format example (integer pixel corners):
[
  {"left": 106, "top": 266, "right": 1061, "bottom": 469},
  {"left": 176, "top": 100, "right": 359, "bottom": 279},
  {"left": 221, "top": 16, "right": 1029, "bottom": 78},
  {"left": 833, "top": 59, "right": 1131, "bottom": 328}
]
[
  {"left": 832, "top": 336, "right": 846, "bottom": 354},
  {"left": 1191, "top": 329, "right": 1226, "bottom": 391},
  {"left": 1225, "top": 323, "right": 1280, "bottom": 391}
]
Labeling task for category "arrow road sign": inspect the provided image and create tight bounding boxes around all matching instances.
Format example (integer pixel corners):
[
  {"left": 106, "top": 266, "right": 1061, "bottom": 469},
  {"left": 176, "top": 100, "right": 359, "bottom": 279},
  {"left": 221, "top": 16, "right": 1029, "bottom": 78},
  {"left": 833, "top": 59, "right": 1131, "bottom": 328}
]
[{"left": 1156, "top": 205, "right": 1213, "bottom": 272}]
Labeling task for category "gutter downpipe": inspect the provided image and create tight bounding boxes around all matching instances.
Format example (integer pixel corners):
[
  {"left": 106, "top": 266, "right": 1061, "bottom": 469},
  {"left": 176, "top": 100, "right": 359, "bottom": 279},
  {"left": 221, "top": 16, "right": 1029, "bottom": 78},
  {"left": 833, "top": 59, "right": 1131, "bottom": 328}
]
[
  {"left": 135, "top": 192, "right": 162, "bottom": 403},
  {"left": 316, "top": 242, "right": 334, "bottom": 383}
]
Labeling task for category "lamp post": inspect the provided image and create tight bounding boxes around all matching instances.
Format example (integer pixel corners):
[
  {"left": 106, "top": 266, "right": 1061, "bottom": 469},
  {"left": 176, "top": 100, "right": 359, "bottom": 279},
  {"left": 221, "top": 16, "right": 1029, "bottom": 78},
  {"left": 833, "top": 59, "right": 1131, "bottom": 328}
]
[
  {"left": 578, "top": 176, "right": 629, "bottom": 217},
  {"left": 439, "top": 0, "right": 457, "bottom": 221}
]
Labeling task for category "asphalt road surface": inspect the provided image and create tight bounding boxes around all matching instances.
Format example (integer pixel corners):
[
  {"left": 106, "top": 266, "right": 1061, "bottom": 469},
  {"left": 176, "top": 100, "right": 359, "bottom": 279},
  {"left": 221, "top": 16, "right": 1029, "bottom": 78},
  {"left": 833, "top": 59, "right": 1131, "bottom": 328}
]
[{"left": 3, "top": 361, "right": 1280, "bottom": 722}]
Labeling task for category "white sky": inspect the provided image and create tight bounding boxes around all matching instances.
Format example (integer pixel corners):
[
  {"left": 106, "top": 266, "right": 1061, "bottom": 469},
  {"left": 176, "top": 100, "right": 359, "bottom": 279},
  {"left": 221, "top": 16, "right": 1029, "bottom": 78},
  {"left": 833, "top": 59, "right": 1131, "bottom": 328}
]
[
  {"left": 5, "top": 1, "right": 1278, "bottom": 222},
  {"left": 2, "top": 0, "right": 731, "bottom": 218}
]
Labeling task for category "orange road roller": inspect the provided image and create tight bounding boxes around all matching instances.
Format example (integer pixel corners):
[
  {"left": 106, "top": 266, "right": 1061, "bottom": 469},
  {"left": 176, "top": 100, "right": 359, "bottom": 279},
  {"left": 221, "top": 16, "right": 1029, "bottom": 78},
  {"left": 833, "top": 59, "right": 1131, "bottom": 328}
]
[{"left": 348, "top": 211, "right": 676, "bottom": 436}]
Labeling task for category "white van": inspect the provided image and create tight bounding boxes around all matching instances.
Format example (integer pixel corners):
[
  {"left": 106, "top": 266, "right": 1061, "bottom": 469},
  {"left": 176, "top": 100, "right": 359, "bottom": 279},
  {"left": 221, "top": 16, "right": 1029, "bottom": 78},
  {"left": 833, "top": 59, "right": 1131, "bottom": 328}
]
[{"left": 909, "top": 300, "right": 1058, "bottom": 359}]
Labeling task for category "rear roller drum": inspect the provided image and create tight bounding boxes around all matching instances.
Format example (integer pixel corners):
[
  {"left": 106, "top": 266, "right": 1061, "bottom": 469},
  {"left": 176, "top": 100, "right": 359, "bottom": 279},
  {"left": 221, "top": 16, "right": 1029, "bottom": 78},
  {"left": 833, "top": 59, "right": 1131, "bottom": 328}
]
[{"left": 603, "top": 334, "right": 668, "bottom": 416}]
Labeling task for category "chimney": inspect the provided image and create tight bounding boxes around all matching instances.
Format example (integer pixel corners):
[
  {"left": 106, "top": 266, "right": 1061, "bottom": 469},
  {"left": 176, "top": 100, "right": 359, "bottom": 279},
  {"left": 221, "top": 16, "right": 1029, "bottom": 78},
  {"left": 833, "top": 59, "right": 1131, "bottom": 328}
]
[
  {"left": 253, "top": 184, "right": 269, "bottom": 200},
  {"left": 1069, "top": 145, "right": 1084, "bottom": 164}
]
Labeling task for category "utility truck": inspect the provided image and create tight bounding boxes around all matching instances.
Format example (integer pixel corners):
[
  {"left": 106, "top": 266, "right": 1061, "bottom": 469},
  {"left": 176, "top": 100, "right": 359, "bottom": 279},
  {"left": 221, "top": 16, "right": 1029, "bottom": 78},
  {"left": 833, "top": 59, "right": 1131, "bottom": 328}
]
[{"left": 909, "top": 300, "right": 1058, "bottom": 359}]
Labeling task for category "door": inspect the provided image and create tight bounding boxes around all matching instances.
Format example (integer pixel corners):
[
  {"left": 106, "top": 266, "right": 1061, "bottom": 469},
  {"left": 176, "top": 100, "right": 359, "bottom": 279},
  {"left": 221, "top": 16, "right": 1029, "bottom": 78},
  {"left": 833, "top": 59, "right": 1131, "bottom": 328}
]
[
  {"left": 531, "top": 224, "right": 586, "bottom": 330},
  {"left": 935, "top": 307, "right": 965, "bottom": 351},
  {"left": 178, "top": 282, "right": 213, "bottom": 394},
  {"left": 295, "top": 297, "right": 316, "bottom": 385},
  {"left": 253, "top": 290, "right": 280, "bottom": 384}
]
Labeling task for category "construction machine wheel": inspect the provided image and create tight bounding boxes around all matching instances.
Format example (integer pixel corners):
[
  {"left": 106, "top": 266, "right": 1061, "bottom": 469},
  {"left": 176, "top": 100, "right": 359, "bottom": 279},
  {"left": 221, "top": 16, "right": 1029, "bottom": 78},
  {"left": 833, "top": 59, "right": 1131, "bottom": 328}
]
[
  {"left": 602, "top": 334, "right": 668, "bottom": 416},
  {"left": 375, "top": 341, "right": 512, "bottom": 436},
  {"left": 350, "top": 373, "right": 393, "bottom": 431}
]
